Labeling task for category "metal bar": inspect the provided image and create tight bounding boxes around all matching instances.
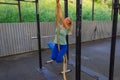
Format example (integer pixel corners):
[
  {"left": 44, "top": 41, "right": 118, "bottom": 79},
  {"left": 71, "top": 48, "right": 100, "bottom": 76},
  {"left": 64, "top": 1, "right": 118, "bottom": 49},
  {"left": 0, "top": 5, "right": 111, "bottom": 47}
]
[
  {"left": 109, "top": 0, "right": 119, "bottom": 80},
  {"left": 14, "top": 0, "right": 35, "bottom": 2},
  {"left": 0, "top": 2, "right": 18, "bottom": 5},
  {"left": 18, "top": 0, "right": 22, "bottom": 22},
  {"left": 76, "top": 0, "right": 82, "bottom": 80},
  {"left": 64, "top": 0, "right": 69, "bottom": 61},
  {"left": 35, "top": 0, "right": 42, "bottom": 69},
  {"left": 19, "top": 0, "right": 35, "bottom": 3},
  {"left": 111, "top": 0, "right": 114, "bottom": 20},
  {"left": 31, "top": 35, "right": 55, "bottom": 39},
  {"left": 92, "top": 0, "right": 94, "bottom": 21}
]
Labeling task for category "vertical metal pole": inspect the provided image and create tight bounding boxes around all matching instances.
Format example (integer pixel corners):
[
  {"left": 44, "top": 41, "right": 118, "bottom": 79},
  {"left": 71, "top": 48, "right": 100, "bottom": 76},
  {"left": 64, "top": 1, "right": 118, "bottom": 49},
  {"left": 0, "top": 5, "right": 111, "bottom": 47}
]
[
  {"left": 64, "top": 0, "right": 69, "bottom": 61},
  {"left": 76, "top": 0, "right": 82, "bottom": 80},
  {"left": 111, "top": 0, "right": 114, "bottom": 20},
  {"left": 64, "top": 0, "right": 68, "bottom": 17},
  {"left": 35, "top": 0, "right": 42, "bottom": 69},
  {"left": 92, "top": 0, "right": 94, "bottom": 21},
  {"left": 109, "top": 0, "right": 119, "bottom": 80},
  {"left": 18, "top": 0, "right": 22, "bottom": 22}
]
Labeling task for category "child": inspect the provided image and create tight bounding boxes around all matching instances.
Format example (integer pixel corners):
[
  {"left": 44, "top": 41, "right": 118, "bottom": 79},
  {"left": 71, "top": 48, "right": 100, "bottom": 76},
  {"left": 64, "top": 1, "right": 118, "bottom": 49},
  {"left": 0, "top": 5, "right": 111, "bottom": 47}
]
[{"left": 50, "top": 0, "right": 72, "bottom": 63}]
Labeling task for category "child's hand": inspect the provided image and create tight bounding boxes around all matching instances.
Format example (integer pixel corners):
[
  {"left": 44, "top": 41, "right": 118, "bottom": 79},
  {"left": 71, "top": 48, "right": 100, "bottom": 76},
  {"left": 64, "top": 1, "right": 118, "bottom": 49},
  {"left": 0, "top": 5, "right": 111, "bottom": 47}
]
[
  {"left": 57, "top": 2, "right": 61, "bottom": 8},
  {"left": 56, "top": 0, "right": 59, "bottom": 3}
]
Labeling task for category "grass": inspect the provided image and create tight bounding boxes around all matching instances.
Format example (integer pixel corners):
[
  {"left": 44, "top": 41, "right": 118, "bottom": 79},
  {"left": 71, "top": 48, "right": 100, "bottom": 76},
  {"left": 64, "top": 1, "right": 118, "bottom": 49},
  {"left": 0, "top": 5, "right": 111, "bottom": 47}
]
[{"left": 0, "top": 0, "right": 118, "bottom": 23}]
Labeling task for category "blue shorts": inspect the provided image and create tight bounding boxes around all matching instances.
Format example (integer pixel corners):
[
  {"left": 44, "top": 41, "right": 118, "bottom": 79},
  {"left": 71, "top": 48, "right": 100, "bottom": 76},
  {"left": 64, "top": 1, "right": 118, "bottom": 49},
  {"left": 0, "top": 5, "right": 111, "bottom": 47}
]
[{"left": 48, "top": 42, "right": 67, "bottom": 63}]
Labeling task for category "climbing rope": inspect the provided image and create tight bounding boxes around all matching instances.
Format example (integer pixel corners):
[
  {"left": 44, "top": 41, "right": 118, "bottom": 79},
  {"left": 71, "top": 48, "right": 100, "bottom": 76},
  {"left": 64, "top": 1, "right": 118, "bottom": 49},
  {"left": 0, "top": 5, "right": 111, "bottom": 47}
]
[
  {"left": 56, "top": 25, "right": 60, "bottom": 51},
  {"left": 56, "top": 25, "right": 67, "bottom": 80},
  {"left": 63, "top": 55, "right": 67, "bottom": 80},
  {"left": 56, "top": 0, "right": 67, "bottom": 79}
]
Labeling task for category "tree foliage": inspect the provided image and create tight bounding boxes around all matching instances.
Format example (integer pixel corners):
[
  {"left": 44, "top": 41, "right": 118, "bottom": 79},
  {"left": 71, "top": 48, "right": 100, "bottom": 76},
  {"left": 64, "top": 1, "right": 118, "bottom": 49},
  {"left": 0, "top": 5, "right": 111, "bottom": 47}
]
[{"left": 0, "top": 0, "right": 119, "bottom": 22}]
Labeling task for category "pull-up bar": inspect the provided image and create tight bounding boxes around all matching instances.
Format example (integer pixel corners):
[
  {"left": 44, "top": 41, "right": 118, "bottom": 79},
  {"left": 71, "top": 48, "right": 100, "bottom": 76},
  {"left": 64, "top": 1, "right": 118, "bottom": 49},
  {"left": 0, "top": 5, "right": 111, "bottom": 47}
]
[
  {"left": 0, "top": 2, "right": 18, "bottom": 5},
  {"left": 15, "top": 0, "right": 35, "bottom": 3}
]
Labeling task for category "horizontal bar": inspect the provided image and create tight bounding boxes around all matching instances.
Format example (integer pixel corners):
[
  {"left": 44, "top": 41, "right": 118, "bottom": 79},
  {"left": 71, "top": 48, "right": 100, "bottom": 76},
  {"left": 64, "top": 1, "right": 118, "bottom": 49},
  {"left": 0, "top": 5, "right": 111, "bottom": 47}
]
[
  {"left": 20, "top": 1, "right": 35, "bottom": 2},
  {"left": 32, "top": 35, "right": 55, "bottom": 39},
  {"left": 0, "top": 2, "right": 18, "bottom": 5},
  {"left": 31, "top": 36, "right": 38, "bottom": 39},
  {"left": 31, "top": 35, "right": 72, "bottom": 39},
  {"left": 14, "top": 0, "right": 35, "bottom": 2}
]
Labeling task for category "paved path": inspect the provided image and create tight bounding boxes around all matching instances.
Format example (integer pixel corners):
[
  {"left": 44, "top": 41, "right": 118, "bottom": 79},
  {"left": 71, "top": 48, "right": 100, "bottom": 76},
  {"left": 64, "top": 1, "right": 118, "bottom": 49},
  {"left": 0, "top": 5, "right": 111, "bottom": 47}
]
[{"left": 0, "top": 37, "right": 120, "bottom": 80}]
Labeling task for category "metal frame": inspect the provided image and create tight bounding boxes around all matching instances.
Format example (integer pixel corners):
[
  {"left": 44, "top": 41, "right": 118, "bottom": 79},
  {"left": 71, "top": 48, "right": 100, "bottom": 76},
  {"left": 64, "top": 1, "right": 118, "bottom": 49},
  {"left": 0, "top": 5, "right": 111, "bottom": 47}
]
[
  {"left": 0, "top": 1, "right": 22, "bottom": 22},
  {"left": 35, "top": 0, "right": 42, "bottom": 69},
  {"left": 109, "top": 0, "right": 119, "bottom": 80},
  {"left": 64, "top": 0, "right": 69, "bottom": 61},
  {"left": 92, "top": 0, "right": 94, "bottom": 21},
  {"left": 0, "top": 0, "right": 119, "bottom": 80},
  {"left": 76, "top": 0, "right": 82, "bottom": 80},
  {"left": 0, "top": 0, "right": 42, "bottom": 69},
  {"left": 0, "top": 2, "right": 18, "bottom": 5},
  {"left": 18, "top": 0, "right": 22, "bottom": 22},
  {"left": 75, "top": 0, "right": 119, "bottom": 80},
  {"left": 14, "top": 0, "right": 35, "bottom": 2}
]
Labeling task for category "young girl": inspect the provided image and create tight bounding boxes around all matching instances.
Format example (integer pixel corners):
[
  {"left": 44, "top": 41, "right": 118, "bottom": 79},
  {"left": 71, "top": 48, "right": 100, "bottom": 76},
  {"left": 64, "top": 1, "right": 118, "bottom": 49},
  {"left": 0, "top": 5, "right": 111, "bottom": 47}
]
[{"left": 50, "top": 0, "right": 72, "bottom": 63}]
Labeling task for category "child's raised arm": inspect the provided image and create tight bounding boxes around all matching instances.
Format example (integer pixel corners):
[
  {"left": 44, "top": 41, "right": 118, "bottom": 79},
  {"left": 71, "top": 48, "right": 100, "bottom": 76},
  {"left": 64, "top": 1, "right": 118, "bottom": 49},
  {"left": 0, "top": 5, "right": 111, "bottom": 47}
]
[
  {"left": 55, "top": 0, "right": 59, "bottom": 26},
  {"left": 58, "top": 2, "right": 69, "bottom": 29}
]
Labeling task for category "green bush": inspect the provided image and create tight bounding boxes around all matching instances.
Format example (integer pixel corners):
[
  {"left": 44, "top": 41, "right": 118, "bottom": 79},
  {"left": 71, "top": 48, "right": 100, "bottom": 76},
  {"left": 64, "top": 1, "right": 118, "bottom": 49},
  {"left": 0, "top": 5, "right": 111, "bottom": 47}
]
[
  {"left": 82, "top": 0, "right": 111, "bottom": 21},
  {"left": 94, "top": 3, "right": 111, "bottom": 21},
  {"left": 20, "top": 2, "right": 36, "bottom": 22},
  {"left": 0, "top": 5, "right": 19, "bottom": 22},
  {"left": 0, "top": 0, "right": 119, "bottom": 23}
]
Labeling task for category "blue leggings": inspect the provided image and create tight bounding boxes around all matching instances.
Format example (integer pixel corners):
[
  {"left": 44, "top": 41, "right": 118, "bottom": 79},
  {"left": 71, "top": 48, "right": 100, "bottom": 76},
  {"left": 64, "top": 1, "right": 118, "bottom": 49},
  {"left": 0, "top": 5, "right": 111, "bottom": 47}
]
[{"left": 48, "top": 42, "right": 67, "bottom": 63}]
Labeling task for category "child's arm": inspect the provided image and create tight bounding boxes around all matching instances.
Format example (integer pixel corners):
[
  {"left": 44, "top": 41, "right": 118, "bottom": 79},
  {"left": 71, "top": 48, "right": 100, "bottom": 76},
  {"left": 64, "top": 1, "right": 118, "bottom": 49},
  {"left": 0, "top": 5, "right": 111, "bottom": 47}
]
[
  {"left": 58, "top": 2, "right": 69, "bottom": 29},
  {"left": 55, "top": 0, "right": 59, "bottom": 26}
]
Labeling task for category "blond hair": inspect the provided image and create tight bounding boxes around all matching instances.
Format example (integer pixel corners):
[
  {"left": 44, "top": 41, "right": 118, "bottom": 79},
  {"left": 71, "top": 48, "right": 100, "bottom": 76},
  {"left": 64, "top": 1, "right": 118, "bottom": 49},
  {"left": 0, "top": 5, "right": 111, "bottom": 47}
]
[{"left": 67, "top": 24, "right": 73, "bottom": 35}]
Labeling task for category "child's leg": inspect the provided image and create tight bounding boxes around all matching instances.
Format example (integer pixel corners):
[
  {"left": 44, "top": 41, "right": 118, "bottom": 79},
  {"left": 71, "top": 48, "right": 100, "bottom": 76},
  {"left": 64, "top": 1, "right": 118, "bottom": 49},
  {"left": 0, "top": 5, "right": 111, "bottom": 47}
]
[
  {"left": 48, "top": 42, "right": 55, "bottom": 51},
  {"left": 56, "top": 45, "right": 67, "bottom": 63},
  {"left": 51, "top": 44, "right": 59, "bottom": 60}
]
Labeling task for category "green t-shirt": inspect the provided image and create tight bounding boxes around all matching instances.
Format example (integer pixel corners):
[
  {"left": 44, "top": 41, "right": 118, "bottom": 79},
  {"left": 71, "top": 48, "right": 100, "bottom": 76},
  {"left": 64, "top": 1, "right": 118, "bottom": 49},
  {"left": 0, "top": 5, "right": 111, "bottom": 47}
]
[{"left": 54, "top": 28, "right": 67, "bottom": 45}]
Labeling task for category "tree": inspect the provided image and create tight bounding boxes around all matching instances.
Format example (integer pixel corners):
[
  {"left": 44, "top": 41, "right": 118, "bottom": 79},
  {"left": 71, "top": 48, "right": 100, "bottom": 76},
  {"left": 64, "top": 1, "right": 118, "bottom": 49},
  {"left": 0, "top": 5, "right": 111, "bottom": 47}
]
[{"left": 0, "top": 0, "right": 5, "bottom": 2}]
